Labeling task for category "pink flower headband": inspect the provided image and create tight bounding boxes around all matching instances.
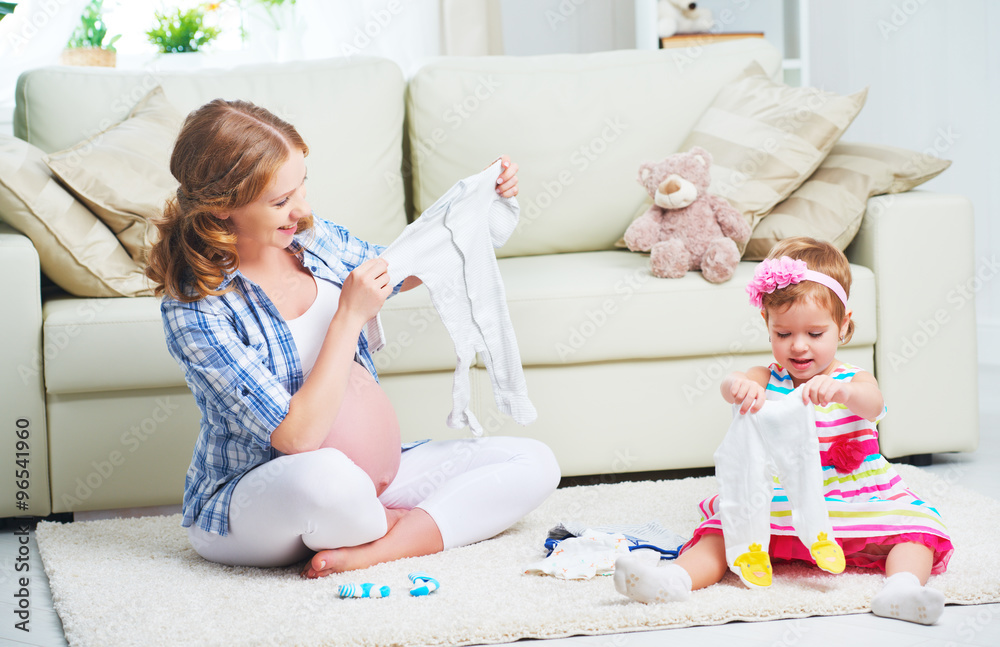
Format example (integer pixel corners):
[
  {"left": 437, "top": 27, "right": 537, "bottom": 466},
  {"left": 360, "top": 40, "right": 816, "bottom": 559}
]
[{"left": 747, "top": 256, "right": 848, "bottom": 310}]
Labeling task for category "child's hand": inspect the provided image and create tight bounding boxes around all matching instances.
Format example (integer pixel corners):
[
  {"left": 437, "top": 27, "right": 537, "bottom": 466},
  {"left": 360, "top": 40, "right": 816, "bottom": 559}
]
[
  {"left": 801, "top": 375, "right": 851, "bottom": 408},
  {"left": 495, "top": 154, "right": 519, "bottom": 198},
  {"left": 729, "top": 376, "right": 766, "bottom": 415}
]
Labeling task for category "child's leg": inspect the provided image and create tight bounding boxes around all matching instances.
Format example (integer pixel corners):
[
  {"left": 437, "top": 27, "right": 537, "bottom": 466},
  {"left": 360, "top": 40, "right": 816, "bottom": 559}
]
[
  {"left": 614, "top": 533, "right": 727, "bottom": 603},
  {"left": 870, "top": 541, "right": 944, "bottom": 625}
]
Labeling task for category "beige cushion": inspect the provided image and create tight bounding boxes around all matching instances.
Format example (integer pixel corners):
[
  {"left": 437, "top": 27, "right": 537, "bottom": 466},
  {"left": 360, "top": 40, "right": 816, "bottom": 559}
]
[
  {"left": 44, "top": 86, "right": 182, "bottom": 265},
  {"left": 0, "top": 136, "right": 152, "bottom": 297},
  {"left": 406, "top": 39, "right": 783, "bottom": 258},
  {"left": 680, "top": 62, "right": 868, "bottom": 238},
  {"left": 743, "top": 142, "right": 952, "bottom": 260},
  {"left": 376, "top": 251, "right": 876, "bottom": 372},
  {"left": 15, "top": 58, "right": 409, "bottom": 246}
]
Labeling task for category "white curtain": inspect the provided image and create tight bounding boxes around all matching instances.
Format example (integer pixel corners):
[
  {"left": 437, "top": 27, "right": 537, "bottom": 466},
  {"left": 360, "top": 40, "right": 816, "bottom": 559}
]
[
  {"left": 440, "top": 0, "right": 503, "bottom": 56},
  {"left": 298, "top": 0, "right": 499, "bottom": 76},
  {"left": 299, "top": 0, "right": 440, "bottom": 76}
]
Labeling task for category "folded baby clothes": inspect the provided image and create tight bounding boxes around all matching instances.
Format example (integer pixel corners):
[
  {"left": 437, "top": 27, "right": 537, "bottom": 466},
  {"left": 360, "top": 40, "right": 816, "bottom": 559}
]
[
  {"left": 524, "top": 530, "right": 632, "bottom": 579},
  {"left": 544, "top": 520, "right": 688, "bottom": 560},
  {"left": 369, "top": 159, "right": 536, "bottom": 435}
]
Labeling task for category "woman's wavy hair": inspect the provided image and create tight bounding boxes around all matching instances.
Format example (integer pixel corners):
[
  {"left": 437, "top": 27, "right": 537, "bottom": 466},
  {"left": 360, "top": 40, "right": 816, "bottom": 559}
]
[
  {"left": 762, "top": 236, "right": 856, "bottom": 344},
  {"left": 146, "top": 99, "right": 311, "bottom": 302}
]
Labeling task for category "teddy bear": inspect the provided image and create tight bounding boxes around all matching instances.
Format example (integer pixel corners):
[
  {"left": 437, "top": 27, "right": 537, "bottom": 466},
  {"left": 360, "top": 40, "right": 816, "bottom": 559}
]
[
  {"left": 623, "top": 146, "right": 750, "bottom": 283},
  {"left": 658, "top": 0, "right": 714, "bottom": 38}
]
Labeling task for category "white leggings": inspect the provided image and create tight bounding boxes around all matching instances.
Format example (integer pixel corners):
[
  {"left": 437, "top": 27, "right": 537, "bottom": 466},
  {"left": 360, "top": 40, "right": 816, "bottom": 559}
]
[{"left": 187, "top": 436, "right": 560, "bottom": 567}]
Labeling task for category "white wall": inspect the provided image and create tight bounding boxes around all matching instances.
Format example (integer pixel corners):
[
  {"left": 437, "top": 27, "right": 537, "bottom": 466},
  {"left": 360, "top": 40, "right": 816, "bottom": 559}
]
[{"left": 806, "top": 0, "right": 999, "bottom": 366}]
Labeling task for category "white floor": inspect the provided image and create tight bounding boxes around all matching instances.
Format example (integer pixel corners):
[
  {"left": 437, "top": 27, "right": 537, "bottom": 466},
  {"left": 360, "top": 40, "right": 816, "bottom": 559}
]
[{"left": 2, "top": 366, "right": 999, "bottom": 647}]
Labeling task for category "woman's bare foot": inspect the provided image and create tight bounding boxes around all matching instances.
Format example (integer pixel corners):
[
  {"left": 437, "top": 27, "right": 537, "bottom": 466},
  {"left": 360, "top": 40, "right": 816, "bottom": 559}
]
[{"left": 301, "top": 507, "right": 443, "bottom": 578}]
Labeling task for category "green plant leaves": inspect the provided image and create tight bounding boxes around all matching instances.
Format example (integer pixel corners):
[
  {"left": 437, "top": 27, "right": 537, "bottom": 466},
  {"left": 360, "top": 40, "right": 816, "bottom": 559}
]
[{"left": 146, "top": 6, "right": 221, "bottom": 53}]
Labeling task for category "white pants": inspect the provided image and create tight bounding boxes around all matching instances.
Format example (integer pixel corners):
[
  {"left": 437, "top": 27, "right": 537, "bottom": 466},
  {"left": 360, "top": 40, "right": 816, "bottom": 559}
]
[{"left": 187, "top": 437, "right": 560, "bottom": 567}]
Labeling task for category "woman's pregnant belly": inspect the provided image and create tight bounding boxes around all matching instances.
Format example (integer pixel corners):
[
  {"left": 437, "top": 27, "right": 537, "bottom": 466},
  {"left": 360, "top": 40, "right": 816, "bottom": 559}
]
[{"left": 319, "top": 362, "right": 401, "bottom": 495}]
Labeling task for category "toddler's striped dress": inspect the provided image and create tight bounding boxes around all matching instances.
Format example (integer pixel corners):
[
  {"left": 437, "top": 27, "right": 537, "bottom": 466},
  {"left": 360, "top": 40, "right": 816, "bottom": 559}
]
[{"left": 688, "top": 363, "right": 953, "bottom": 574}]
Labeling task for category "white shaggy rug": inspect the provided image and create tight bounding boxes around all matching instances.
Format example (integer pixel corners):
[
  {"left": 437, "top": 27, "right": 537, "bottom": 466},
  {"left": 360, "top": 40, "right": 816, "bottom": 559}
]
[{"left": 36, "top": 464, "right": 1000, "bottom": 647}]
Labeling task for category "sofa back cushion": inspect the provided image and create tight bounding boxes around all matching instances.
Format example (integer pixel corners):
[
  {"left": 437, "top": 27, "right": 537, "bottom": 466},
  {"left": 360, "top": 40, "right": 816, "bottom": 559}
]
[
  {"left": 406, "top": 38, "right": 781, "bottom": 258},
  {"left": 14, "top": 57, "right": 409, "bottom": 246}
]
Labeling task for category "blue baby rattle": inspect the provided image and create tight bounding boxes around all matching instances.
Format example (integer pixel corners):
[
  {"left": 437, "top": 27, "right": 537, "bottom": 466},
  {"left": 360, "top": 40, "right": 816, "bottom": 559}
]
[{"left": 407, "top": 571, "right": 440, "bottom": 597}]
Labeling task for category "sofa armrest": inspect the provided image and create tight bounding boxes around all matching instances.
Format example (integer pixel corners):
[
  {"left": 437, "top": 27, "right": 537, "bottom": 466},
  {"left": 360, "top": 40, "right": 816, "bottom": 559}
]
[
  {"left": 0, "top": 223, "right": 51, "bottom": 517},
  {"left": 845, "top": 191, "right": 979, "bottom": 458}
]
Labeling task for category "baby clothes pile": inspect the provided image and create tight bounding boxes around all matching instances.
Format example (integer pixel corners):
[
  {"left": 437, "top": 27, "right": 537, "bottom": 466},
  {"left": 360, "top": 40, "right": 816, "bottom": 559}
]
[{"left": 524, "top": 521, "right": 687, "bottom": 580}]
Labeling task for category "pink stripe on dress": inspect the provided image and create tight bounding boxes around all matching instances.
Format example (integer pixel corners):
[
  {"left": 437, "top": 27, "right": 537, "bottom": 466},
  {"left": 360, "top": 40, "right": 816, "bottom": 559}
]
[{"left": 816, "top": 414, "right": 865, "bottom": 427}]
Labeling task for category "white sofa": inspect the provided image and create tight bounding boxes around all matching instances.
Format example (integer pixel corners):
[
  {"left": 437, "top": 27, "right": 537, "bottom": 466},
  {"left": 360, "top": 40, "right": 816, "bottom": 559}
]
[{"left": 0, "top": 39, "right": 979, "bottom": 519}]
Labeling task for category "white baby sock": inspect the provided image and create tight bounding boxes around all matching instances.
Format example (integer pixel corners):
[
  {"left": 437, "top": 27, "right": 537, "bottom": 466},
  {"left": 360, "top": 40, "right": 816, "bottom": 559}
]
[
  {"left": 613, "top": 555, "right": 692, "bottom": 604},
  {"left": 870, "top": 572, "right": 944, "bottom": 625}
]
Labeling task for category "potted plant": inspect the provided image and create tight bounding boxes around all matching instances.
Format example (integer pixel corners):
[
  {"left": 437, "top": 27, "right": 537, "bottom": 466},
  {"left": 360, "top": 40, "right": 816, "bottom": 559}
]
[
  {"left": 146, "top": 3, "right": 221, "bottom": 54},
  {"left": 0, "top": 2, "right": 16, "bottom": 22},
  {"left": 61, "top": 0, "right": 121, "bottom": 67}
]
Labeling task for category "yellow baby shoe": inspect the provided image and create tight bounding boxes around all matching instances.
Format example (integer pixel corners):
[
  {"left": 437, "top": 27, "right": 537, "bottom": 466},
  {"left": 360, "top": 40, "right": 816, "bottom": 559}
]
[
  {"left": 733, "top": 543, "right": 772, "bottom": 588},
  {"left": 810, "top": 532, "right": 846, "bottom": 574}
]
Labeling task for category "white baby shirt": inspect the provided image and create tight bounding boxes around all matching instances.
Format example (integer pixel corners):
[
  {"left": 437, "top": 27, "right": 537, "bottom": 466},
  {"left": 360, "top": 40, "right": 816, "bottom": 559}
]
[{"left": 367, "top": 159, "right": 536, "bottom": 435}]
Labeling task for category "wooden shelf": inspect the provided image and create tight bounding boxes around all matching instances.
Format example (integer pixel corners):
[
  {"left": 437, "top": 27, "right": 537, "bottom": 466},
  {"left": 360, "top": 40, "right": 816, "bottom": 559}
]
[{"left": 659, "top": 32, "right": 765, "bottom": 49}]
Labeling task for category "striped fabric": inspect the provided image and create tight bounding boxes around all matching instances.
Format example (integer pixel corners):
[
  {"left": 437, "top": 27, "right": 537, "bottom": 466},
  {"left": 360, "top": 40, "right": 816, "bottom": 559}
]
[
  {"left": 679, "top": 62, "right": 867, "bottom": 240},
  {"left": 744, "top": 142, "right": 953, "bottom": 260},
  {"left": 690, "top": 363, "right": 953, "bottom": 574}
]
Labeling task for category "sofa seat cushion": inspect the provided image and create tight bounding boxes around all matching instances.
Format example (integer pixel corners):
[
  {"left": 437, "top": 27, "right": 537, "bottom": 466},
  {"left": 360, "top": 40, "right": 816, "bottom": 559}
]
[
  {"left": 42, "top": 253, "right": 876, "bottom": 395},
  {"left": 498, "top": 251, "right": 876, "bottom": 366},
  {"left": 42, "top": 295, "right": 181, "bottom": 395},
  {"left": 374, "top": 250, "right": 876, "bottom": 374}
]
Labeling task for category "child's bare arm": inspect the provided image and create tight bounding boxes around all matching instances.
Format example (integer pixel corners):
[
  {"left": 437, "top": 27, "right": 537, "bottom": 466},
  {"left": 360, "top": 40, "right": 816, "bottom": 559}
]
[{"left": 721, "top": 366, "right": 770, "bottom": 414}]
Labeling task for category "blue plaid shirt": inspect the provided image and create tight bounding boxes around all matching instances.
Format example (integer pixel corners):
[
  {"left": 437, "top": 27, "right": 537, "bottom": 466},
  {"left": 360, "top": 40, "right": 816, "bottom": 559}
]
[{"left": 162, "top": 217, "right": 400, "bottom": 535}]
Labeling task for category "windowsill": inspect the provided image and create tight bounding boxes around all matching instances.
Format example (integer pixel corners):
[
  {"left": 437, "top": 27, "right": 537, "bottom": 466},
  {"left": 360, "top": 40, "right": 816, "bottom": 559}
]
[{"left": 112, "top": 48, "right": 283, "bottom": 72}]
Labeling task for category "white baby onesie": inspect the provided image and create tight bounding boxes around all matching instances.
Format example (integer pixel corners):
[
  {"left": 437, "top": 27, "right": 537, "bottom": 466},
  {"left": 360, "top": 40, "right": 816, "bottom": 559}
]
[
  {"left": 368, "top": 159, "right": 536, "bottom": 435},
  {"left": 713, "top": 388, "right": 835, "bottom": 574}
]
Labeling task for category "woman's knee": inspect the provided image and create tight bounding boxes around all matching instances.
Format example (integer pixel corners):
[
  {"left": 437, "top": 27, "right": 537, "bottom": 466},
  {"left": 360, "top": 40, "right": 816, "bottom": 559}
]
[
  {"left": 274, "top": 448, "right": 379, "bottom": 514},
  {"left": 505, "top": 436, "right": 562, "bottom": 492}
]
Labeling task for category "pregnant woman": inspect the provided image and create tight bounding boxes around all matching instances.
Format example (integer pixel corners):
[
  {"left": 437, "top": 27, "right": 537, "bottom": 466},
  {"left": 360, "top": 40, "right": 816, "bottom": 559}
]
[{"left": 145, "top": 98, "right": 560, "bottom": 578}]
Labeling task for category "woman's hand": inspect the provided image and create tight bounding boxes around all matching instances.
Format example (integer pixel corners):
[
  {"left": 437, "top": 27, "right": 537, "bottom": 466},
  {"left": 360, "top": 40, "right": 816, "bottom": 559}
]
[
  {"left": 337, "top": 257, "right": 392, "bottom": 328},
  {"left": 495, "top": 154, "right": 519, "bottom": 198}
]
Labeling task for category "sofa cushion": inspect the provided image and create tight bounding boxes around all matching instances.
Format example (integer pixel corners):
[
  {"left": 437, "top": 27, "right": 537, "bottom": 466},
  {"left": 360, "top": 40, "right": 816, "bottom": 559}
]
[
  {"left": 744, "top": 142, "right": 952, "bottom": 260},
  {"left": 375, "top": 250, "right": 876, "bottom": 375},
  {"left": 42, "top": 295, "right": 180, "bottom": 394},
  {"left": 44, "top": 86, "right": 182, "bottom": 265},
  {"left": 498, "top": 252, "right": 876, "bottom": 365},
  {"left": 680, "top": 62, "right": 867, "bottom": 238},
  {"left": 15, "top": 57, "right": 409, "bottom": 246},
  {"left": 0, "top": 136, "right": 152, "bottom": 298},
  {"left": 44, "top": 251, "right": 876, "bottom": 394},
  {"left": 406, "top": 39, "right": 782, "bottom": 259}
]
